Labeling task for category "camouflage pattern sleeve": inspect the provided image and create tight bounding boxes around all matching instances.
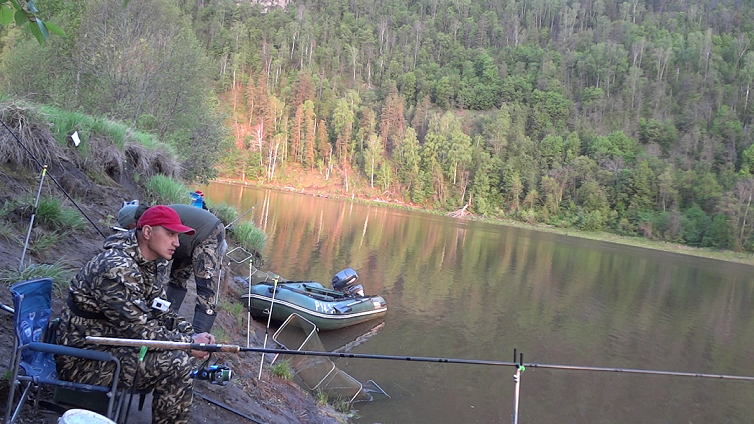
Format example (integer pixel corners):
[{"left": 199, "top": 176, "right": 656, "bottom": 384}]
[{"left": 96, "top": 255, "right": 192, "bottom": 342}]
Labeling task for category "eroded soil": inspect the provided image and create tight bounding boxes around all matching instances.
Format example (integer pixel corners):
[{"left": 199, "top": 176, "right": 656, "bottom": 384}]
[{"left": 0, "top": 162, "right": 345, "bottom": 424}]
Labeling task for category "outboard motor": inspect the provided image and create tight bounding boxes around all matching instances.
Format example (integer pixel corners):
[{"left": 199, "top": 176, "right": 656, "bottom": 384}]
[{"left": 332, "top": 268, "right": 364, "bottom": 296}]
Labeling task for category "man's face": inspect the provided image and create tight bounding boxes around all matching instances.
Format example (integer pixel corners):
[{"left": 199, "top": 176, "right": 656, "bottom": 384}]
[{"left": 142, "top": 225, "right": 180, "bottom": 260}]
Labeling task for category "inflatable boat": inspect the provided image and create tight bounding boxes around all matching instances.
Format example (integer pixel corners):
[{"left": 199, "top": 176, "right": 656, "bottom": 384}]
[{"left": 241, "top": 268, "right": 388, "bottom": 331}]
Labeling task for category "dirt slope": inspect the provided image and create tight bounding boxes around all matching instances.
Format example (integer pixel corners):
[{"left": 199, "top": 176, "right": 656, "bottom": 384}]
[{"left": 0, "top": 157, "right": 345, "bottom": 423}]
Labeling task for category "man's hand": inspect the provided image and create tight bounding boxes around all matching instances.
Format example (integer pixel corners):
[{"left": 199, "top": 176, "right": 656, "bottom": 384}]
[{"left": 190, "top": 332, "right": 216, "bottom": 359}]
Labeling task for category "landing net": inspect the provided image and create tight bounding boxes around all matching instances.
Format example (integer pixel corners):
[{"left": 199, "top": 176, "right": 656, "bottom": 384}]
[{"left": 272, "top": 314, "right": 378, "bottom": 405}]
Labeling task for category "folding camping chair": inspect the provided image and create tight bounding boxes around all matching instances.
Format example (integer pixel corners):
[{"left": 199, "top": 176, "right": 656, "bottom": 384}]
[{"left": 4, "top": 278, "right": 122, "bottom": 423}]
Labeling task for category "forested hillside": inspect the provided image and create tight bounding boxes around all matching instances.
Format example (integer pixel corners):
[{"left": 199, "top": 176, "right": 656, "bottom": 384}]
[{"left": 4, "top": 0, "right": 754, "bottom": 251}]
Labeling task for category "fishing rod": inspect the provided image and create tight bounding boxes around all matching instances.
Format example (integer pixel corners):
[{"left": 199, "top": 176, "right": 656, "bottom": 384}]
[
  {"left": 523, "top": 362, "right": 754, "bottom": 381},
  {"left": 84, "top": 336, "right": 523, "bottom": 367},
  {"left": 2, "top": 120, "right": 106, "bottom": 238},
  {"left": 225, "top": 200, "right": 261, "bottom": 230},
  {"left": 85, "top": 336, "right": 754, "bottom": 382}
]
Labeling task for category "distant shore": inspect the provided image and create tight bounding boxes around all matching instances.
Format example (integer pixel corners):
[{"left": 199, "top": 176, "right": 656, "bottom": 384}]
[{"left": 210, "top": 177, "right": 754, "bottom": 267}]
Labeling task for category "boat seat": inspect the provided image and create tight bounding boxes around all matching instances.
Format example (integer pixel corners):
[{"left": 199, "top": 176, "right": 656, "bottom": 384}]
[{"left": 267, "top": 284, "right": 336, "bottom": 302}]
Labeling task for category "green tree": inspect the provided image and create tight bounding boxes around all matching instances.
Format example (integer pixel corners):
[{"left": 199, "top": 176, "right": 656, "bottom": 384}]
[
  {"left": 587, "top": 131, "right": 638, "bottom": 162},
  {"left": 741, "top": 143, "right": 754, "bottom": 176},
  {"left": 332, "top": 96, "right": 357, "bottom": 165},
  {"left": 704, "top": 214, "right": 733, "bottom": 249},
  {"left": 483, "top": 105, "right": 511, "bottom": 157},
  {"left": 3, "top": 0, "right": 224, "bottom": 181},
  {"left": 564, "top": 132, "right": 581, "bottom": 163},
  {"left": 626, "top": 160, "right": 656, "bottom": 221},
  {"left": 395, "top": 127, "right": 421, "bottom": 192},
  {"left": 0, "top": 0, "right": 64, "bottom": 44},
  {"left": 539, "top": 134, "right": 565, "bottom": 171},
  {"left": 681, "top": 205, "right": 711, "bottom": 247},
  {"left": 434, "top": 76, "right": 455, "bottom": 109},
  {"left": 529, "top": 89, "right": 571, "bottom": 138},
  {"left": 363, "top": 133, "right": 384, "bottom": 188},
  {"left": 470, "top": 152, "right": 493, "bottom": 215},
  {"left": 657, "top": 167, "right": 678, "bottom": 212},
  {"left": 578, "top": 180, "right": 609, "bottom": 214},
  {"left": 377, "top": 159, "right": 393, "bottom": 191},
  {"left": 541, "top": 175, "right": 562, "bottom": 215}
]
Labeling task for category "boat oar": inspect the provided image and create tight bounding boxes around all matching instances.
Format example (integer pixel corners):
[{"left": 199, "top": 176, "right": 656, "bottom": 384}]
[{"left": 258, "top": 274, "right": 279, "bottom": 379}]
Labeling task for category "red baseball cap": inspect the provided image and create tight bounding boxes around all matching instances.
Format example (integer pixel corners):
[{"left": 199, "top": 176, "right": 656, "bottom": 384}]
[{"left": 137, "top": 205, "right": 195, "bottom": 235}]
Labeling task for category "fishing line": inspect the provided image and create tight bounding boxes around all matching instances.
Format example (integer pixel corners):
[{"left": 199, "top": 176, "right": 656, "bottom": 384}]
[
  {"left": 224, "top": 200, "right": 261, "bottom": 230},
  {"left": 2, "top": 120, "right": 106, "bottom": 238}
]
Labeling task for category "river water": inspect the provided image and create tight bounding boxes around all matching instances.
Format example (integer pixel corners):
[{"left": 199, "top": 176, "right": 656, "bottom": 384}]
[{"left": 204, "top": 182, "right": 754, "bottom": 423}]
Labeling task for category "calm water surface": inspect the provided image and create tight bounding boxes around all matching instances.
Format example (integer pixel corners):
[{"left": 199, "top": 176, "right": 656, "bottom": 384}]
[{"left": 204, "top": 182, "right": 754, "bottom": 423}]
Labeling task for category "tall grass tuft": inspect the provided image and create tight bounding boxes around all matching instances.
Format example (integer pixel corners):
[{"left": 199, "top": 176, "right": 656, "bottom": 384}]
[
  {"left": 208, "top": 202, "right": 238, "bottom": 227},
  {"left": 315, "top": 390, "right": 329, "bottom": 406},
  {"left": 39, "top": 107, "right": 90, "bottom": 146},
  {"left": 40, "top": 104, "right": 163, "bottom": 152},
  {"left": 329, "top": 396, "right": 353, "bottom": 414},
  {"left": 0, "top": 221, "right": 20, "bottom": 245},
  {"left": 229, "top": 221, "right": 267, "bottom": 255},
  {"left": 211, "top": 327, "right": 229, "bottom": 343},
  {"left": 29, "top": 230, "right": 69, "bottom": 256},
  {"left": 146, "top": 175, "right": 191, "bottom": 205},
  {"left": 35, "top": 197, "right": 85, "bottom": 230},
  {"left": 91, "top": 120, "right": 128, "bottom": 149},
  {"left": 0, "top": 259, "right": 74, "bottom": 293},
  {"left": 0, "top": 101, "right": 67, "bottom": 169},
  {"left": 28, "top": 102, "right": 178, "bottom": 178},
  {"left": 0, "top": 198, "right": 21, "bottom": 219},
  {"left": 218, "top": 299, "right": 245, "bottom": 327},
  {"left": 270, "top": 360, "right": 294, "bottom": 380},
  {"left": 130, "top": 131, "right": 175, "bottom": 154}
]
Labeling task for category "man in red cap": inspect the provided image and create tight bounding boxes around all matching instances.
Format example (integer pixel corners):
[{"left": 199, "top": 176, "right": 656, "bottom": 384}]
[
  {"left": 56, "top": 205, "right": 215, "bottom": 424},
  {"left": 116, "top": 202, "right": 226, "bottom": 333}
]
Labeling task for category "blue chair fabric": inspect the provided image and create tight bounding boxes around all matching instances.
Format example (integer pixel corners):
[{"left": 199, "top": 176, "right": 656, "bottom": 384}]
[{"left": 4, "top": 278, "right": 122, "bottom": 423}]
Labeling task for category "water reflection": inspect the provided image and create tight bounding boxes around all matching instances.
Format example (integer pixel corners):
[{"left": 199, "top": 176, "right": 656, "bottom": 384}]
[{"left": 205, "top": 182, "right": 754, "bottom": 423}]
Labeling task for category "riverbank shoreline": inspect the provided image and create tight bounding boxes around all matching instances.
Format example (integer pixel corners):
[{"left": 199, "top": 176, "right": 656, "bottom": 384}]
[{"left": 210, "top": 177, "right": 754, "bottom": 267}]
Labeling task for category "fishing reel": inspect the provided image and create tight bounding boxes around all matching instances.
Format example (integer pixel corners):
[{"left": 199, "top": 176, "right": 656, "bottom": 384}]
[{"left": 191, "top": 364, "right": 233, "bottom": 386}]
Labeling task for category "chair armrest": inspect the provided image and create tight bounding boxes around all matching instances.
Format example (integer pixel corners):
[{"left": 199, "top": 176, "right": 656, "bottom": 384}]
[{"left": 28, "top": 342, "right": 116, "bottom": 363}]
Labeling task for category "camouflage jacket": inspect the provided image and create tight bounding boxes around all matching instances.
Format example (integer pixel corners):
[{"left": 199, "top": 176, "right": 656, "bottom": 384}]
[
  {"left": 169, "top": 204, "right": 223, "bottom": 260},
  {"left": 56, "top": 230, "right": 193, "bottom": 350}
]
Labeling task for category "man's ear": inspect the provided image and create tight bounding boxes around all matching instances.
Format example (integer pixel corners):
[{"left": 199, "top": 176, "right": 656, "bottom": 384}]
[{"left": 141, "top": 225, "right": 152, "bottom": 240}]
